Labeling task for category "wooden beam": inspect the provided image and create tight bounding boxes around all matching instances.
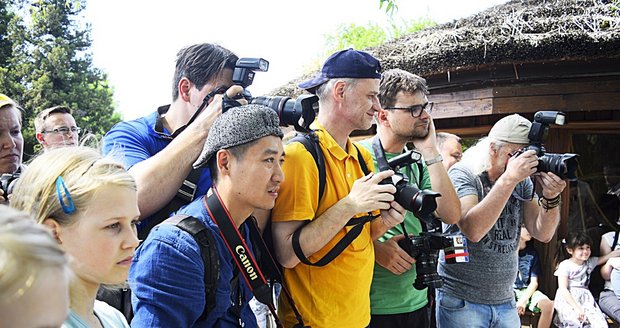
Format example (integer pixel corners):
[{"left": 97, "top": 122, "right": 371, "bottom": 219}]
[
  {"left": 492, "top": 79, "right": 620, "bottom": 98},
  {"left": 493, "top": 91, "right": 620, "bottom": 114},
  {"left": 431, "top": 98, "right": 494, "bottom": 119}
]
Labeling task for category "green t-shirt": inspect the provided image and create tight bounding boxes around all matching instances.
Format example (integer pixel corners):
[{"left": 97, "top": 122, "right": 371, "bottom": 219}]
[{"left": 357, "top": 138, "right": 432, "bottom": 315}]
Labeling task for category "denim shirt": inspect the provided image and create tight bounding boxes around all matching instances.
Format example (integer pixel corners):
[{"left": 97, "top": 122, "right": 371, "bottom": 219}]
[{"left": 129, "top": 196, "right": 258, "bottom": 327}]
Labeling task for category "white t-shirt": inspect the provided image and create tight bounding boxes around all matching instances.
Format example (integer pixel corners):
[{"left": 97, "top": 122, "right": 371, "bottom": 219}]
[{"left": 554, "top": 257, "right": 599, "bottom": 288}]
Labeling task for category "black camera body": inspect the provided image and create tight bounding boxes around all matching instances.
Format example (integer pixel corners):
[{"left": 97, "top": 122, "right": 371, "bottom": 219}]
[
  {"left": 225, "top": 57, "right": 318, "bottom": 132},
  {"left": 371, "top": 139, "right": 441, "bottom": 217},
  {"left": 0, "top": 172, "right": 19, "bottom": 198},
  {"left": 518, "top": 111, "right": 579, "bottom": 181},
  {"left": 398, "top": 232, "right": 469, "bottom": 290}
]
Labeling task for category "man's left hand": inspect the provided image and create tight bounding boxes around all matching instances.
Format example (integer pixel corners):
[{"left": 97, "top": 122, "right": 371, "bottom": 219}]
[
  {"left": 534, "top": 171, "right": 567, "bottom": 199},
  {"left": 379, "top": 201, "right": 406, "bottom": 229},
  {"left": 412, "top": 116, "right": 438, "bottom": 158}
]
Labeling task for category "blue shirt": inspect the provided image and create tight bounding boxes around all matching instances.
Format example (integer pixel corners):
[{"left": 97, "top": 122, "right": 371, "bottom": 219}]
[
  {"left": 514, "top": 245, "right": 541, "bottom": 289},
  {"left": 102, "top": 107, "right": 212, "bottom": 232},
  {"left": 129, "top": 196, "right": 258, "bottom": 328}
]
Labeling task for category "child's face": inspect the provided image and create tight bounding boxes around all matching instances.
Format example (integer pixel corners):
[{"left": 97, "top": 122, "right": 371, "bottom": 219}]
[
  {"left": 56, "top": 185, "right": 140, "bottom": 285},
  {"left": 568, "top": 244, "right": 591, "bottom": 262}
]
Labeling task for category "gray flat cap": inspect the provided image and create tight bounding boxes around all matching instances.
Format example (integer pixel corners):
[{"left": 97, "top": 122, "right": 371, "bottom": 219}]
[{"left": 193, "top": 104, "right": 284, "bottom": 169}]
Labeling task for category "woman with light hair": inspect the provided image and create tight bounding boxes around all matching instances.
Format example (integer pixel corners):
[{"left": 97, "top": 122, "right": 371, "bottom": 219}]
[
  {"left": 10, "top": 146, "right": 140, "bottom": 328},
  {"left": 0, "top": 205, "right": 70, "bottom": 328}
]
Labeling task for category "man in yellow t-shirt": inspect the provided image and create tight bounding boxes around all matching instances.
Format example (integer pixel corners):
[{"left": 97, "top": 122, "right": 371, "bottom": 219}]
[{"left": 270, "top": 49, "right": 406, "bottom": 328}]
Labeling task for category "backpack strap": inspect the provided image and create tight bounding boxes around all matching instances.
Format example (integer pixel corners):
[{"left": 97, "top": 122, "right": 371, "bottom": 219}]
[
  {"left": 138, "top": 168, "right": 201, "bottom": 240},
  {"left": 163, "top": 214, "right": 219, "bottom": 320},
  {"left": 613, "top": 230, "right": 620, "bottom": 250},
  {"left": 289, "top": 135, "right": 377, "bottom": 267},
  {"left": 289, "top": 133, "right": 326, "bottom": 202}
]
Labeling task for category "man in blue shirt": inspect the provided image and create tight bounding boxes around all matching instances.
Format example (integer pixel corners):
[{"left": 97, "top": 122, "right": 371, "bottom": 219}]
[
  {"left": 102, "top": 43, "right": 246, "bottom": 236},
  {"left": 130, "top": 104, "right": 284, "bottom": 327}
]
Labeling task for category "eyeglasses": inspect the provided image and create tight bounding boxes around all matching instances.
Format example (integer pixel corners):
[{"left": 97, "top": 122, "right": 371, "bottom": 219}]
[
  {"left": 42, "top": 127, "right": 81, "bottom": 135},
  {"left": 383, "top": 102, "right": 434, "bottom": 117}
]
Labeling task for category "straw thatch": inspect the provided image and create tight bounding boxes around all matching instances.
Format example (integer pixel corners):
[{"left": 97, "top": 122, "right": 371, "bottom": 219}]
[{"left": 270, "top": 0, "right": 620, "bottom": 98}]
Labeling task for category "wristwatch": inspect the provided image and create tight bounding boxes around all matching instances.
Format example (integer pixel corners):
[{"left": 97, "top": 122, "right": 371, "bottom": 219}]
[{"left": 424, "top": 154, "right": 443, "bottom": 166}]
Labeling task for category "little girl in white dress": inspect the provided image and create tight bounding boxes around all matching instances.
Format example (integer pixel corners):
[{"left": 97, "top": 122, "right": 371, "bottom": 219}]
[{"left": 554, "top": 231, "right": 620, "bottom": 327}]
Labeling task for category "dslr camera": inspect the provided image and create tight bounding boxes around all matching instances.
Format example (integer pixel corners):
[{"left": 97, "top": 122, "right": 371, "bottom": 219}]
[
  {"left": 0, "top": 172, "right": 19, "bottom": 199},
  {"left": 371, "top": 138, "right": 440, "bottom": 217},
  {"left": 224, "top": 57, "right": 318, "bottom": 132},
  {"left": 398, "top": 231, "right": 469, "bottom": 290},
  {"left": 371, "top": 138, "right": 468, "bottom": 290},
  {"left": 516, "top": 111, "right": 579, "bottom": 181}
]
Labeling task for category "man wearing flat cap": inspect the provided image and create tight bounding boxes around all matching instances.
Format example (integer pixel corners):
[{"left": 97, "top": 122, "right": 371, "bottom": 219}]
[
  {"left": 269, "top": 49, "right": 406, "bottom": 327},
  {"left": 130, "top": 104, "right": 284, "bottom": 327},
  {"left": 436, "top": 114, "right": 567, "bottom": 328}
]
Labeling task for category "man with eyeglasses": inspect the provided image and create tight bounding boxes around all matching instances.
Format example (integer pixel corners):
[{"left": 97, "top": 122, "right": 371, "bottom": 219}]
[
  {"left": 356, "top": 69, "right": 461, "bottom": 328},
  {"left": 0, "top": 93, "right": 24, "bottom": 202},
  {"left": 436, "top": 114, "right": 566, "bottom": 328},
  {"left": 102, "top": 43, "right": 246, "bottom": 238},
  {"left": 34, "top": 106, "right": 81, "bottom": 151}
]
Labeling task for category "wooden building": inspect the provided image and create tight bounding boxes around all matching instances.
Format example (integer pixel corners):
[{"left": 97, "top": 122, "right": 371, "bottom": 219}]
[{"left": 270, "top": 0, "right": 620, "bottom": 297}]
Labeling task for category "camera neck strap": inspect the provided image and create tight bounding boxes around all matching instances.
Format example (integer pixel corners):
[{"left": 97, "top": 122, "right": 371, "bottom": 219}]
[
  {"left": 170, "top": 86, "right": 228, "bottom": 139},
  {"left": 205, "top": 188, "right": 308, "bottom": 328}
]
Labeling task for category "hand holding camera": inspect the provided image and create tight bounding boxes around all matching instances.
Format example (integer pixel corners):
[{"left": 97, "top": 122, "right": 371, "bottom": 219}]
[
  {"left": 505, "top": 149, "right": 539, "bottom": 184},
  {"left": 374, "top": 234, "right": 416, "bottom": 275},
  {"left": 345, "top": 170, "right": 397, "bottom": 214},
  {"left": 534, "top": 171, "right": 567, "bottom": 200},
  {"left": 0, "top": 173, "right": 19, "bottom": 204},
  {"left": 379, "top": 201, "right": 407, "bottom": 230}
]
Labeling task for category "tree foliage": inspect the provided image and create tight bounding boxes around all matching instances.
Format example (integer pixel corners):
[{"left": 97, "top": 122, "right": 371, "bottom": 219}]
[
  {"left": 319, "top": 17, "right": 436, "bottom": 67},
  {"left": 379, "top": 0, "right": 398, "bottom": 17},
  {"left": 0, "top": 0, "right": 120, "bottom": 159}
]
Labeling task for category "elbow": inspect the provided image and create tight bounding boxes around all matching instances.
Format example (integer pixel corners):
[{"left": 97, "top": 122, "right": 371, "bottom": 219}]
[
  {"left": 465, "top": 231, "right": 483, "bottom": 243},
  {"left": 441, "top": 211, "right": 461, "bottom": 225},
  {"left": 277, "top": 253, "right": 300, "bottom": 269},
  {"left": 274, "top": 242, "right": 300, "bottom": 269},
  {"left": 533, "top": 232, "right": 554, "bottom": 243},
  {"left": 539, "top": 236, "right": 553, "bottom": 243}
]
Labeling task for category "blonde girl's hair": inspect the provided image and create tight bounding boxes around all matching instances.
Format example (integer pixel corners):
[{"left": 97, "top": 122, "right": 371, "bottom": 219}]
[
  {"left": 10, "top": 146, "right": 136, "bottom": 225},
  {"left": 0, "top": 205, "right": 68, "bottom": 301}
]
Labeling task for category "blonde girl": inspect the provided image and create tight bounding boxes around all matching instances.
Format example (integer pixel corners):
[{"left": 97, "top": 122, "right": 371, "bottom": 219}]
[{"left": 11, "top": 147, "right": 140, "bottom": 328}]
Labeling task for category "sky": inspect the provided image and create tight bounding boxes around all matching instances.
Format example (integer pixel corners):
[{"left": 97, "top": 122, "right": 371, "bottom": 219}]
[{"left": 85, "top": 0, "right": 509, "bottom": 120}]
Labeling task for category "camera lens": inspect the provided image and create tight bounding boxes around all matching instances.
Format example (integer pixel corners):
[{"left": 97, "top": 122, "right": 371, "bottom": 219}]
[
  {"left": 538, "top": 153, "right": 579, "bottom": 181},
  {"left": 395, "top": 184, "right": 441, "bottom": 217}
]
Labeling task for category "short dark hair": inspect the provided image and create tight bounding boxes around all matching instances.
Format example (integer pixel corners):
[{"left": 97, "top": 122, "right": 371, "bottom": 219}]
[
  {"left": 172, "top": 43, "right": 238, "bottom": 101},
  {"left": 207, "top": 139, "right": 260, "bottom": 184},
  {"left": 34, "top": 106, "right": 73, "bottom": 133},
  {"left": 379, "top": 68, "right": 428, "bottom": 108}
]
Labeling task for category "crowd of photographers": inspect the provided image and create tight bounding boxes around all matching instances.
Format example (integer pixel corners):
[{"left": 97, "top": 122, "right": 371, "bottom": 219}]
[{"left": 0, "top": 42, "right": 588, "bottom": 328}]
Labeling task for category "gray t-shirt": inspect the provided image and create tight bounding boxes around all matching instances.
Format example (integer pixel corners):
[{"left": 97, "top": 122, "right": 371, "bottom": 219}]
[{"left": 438, "top": 163, "right": 533, "bottom": 304}]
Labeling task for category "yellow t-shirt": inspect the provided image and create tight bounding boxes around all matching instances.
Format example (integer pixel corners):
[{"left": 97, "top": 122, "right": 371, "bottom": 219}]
[{"left": 271, "top": 124, "right": 377, "bottom": 328}]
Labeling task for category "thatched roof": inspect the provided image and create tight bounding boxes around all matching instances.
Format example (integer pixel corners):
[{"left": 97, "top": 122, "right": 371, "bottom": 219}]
[{"left": 270, "top": 0, "right": 620, "bottom": 97}]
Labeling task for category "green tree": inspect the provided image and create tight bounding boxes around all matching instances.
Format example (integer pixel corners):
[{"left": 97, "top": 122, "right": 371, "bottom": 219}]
[
  {"left": 0, "top": 0, "right": 120, "bottom": 158},
  {"left": 318, "top": 17, "right": 436, "bottom": 69}
]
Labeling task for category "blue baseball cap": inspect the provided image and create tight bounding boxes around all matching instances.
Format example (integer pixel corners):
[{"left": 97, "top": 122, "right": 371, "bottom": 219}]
[{"left": 298, "top": 48, "right": 382, "bottom": 94}]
